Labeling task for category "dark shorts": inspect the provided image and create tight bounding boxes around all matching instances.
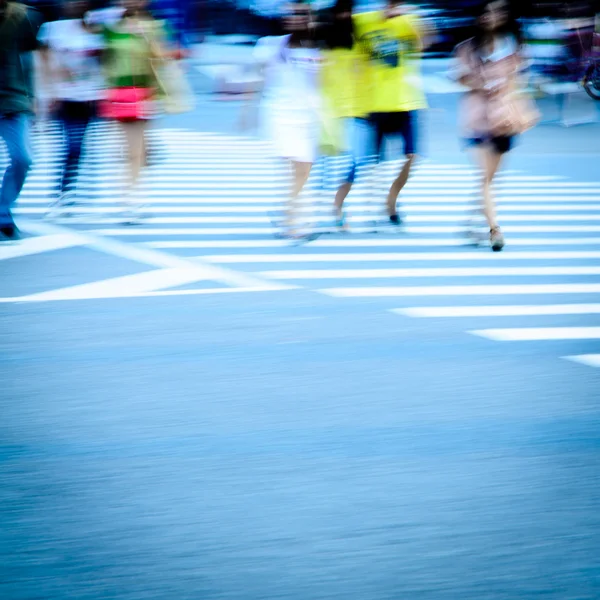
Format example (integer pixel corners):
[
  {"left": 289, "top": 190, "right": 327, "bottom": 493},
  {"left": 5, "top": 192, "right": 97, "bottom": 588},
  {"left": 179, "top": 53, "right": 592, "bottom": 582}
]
[
  {"left": 467, "top": 135, "right": 514, "bottom": 155},
  {"left": 369, "top": 111, "right": 418, "bottom": 160}
]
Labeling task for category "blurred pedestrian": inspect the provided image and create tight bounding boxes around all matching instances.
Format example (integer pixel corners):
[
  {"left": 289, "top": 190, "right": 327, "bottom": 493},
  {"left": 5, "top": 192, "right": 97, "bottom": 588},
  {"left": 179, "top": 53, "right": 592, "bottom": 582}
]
[
  {"left": 320, "top": 0, "right": 371, "bottom": 230},
  {"left": 245, "top": 1, "right": 323, "bottom": 240},
  {"left": 352, "top": 0, "right": 430, "bottom": 227},
  {"left": 453, "top": 0, "right": 539, "bottom": 251},
  {"left": 39, "top": 0, "right": 105, "bottom": 216},
  {"left": 0, "top": 0, "right": 43, "bottom": 240},
  {"left": 99, "top": 0, "right": 174, "bottom": 221}
]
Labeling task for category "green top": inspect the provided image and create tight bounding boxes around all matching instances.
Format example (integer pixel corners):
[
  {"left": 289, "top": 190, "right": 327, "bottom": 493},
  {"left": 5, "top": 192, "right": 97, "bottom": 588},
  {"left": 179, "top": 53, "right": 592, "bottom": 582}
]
[
  {"left": 102, "top": 18, "right": 168, "bottom": 91},
  {"left": 0, "top": 3, "right": 43, "bottom": 115}
]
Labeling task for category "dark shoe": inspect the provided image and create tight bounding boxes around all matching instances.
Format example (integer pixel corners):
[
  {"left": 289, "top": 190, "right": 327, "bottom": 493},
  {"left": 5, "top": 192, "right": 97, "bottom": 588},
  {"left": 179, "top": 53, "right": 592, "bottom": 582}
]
[
  {"left": 0, "top": 223, "right": 20, "bottom": 240},
  {"left": 389, "top": 214, "right": 403, "bottom": 226},
  {"left": 490, "top": 227, "right": 505, "bottom": 252}
]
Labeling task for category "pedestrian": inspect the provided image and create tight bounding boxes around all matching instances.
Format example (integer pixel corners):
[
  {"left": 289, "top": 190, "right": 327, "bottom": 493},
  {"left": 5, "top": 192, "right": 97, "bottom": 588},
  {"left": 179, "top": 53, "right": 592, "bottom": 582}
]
[
  {"left": 244, "top": 1, "right": 323, "bottom": 241},
  {"left": 0, "top": 0, "right": 44, "bottom": 240},
  {"left": 38, "top": 0, "right": 105, "bottom": 216},
  {"left": 99, "top": 0, "right": 173, "bottom": 221},
  {"left": 320, "top": 0, "right": 371, "bottom": 231},
  {"left": 352, "top": 0, "right": 430, "bottom": 227},
  {"left": 453, "top": 0, "right": 539, "bottom": 251}
]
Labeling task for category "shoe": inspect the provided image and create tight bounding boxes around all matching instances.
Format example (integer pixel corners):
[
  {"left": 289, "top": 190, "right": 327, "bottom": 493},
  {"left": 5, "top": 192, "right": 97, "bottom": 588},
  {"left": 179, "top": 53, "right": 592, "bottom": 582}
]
[
  {"left": 0, "top": 223, "right": 21, "bottom": 240},
  {"left": 490, "top": 227, "right": 505, "bottom": 252},
  {"left": 389, "top": 214, "right": 402, "bottom": 225}
]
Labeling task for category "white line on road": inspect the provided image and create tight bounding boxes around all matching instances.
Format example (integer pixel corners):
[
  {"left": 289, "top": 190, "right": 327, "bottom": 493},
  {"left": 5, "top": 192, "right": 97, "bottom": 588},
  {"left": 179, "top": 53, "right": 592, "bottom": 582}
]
[
  {"left": 394, "top": 304, "right": 600, "bottom": 318},
  {"left": 564, "top": 354, "right": 600, "bottom": 368},
  {"left": 320, "top": 284, "right": 600, "bottom": 298},
  {"left": 17, "top": 220, "right": 295, "bottom": 291},
  {"left": 470, "top": 327, "right": 600, "bottom": 341},
  {"left": 260, "top": 266, "right": 600, "bottom": 279},
  {"left": 82, "top": 223, "right": 600, "bottom": 233},
  {"left": 145, "top": 237, "right": 600, "bottom": 248},
  {"left": 0, "top": 233, "right": 85, "bottom": 261},
  {"left": 203, "top": 251, "right": 600, "bottom": 263}
]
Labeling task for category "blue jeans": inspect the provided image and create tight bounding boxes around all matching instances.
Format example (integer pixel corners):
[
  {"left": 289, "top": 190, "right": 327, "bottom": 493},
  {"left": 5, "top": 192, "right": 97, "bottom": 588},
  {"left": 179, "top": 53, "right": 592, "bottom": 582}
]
[{"left": 0, "top": 113, "right": 33, "bottom": 226}]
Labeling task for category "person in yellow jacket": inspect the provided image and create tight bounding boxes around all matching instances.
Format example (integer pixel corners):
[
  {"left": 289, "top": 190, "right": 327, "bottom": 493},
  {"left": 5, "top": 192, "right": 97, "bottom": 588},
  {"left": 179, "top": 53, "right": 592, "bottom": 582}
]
[
  {"left": 320, "top": 0, "right": 371, "bottom": 228},
  {"left": 350, "top": 0, "right": 430, "bottom": 226}
]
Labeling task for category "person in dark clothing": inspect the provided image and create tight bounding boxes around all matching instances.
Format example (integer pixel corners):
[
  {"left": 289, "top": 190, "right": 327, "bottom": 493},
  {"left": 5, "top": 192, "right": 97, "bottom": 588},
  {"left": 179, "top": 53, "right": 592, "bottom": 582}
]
[{"left": 0, "top": 0, "right": 43, "bottom": 239}]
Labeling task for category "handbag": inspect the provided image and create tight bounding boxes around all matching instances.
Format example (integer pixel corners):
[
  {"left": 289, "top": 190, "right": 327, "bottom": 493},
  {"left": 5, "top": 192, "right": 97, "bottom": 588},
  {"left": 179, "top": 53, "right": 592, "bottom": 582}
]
[
  {"left": 99, "top": 86, "right": 154, "bottom": 120},
  {"left": 488, "top": 88, "right": 540, "bottom": 136}
]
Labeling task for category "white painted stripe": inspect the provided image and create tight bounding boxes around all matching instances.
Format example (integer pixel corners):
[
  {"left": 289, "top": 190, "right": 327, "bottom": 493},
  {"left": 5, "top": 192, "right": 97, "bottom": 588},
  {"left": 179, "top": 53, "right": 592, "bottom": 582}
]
[
  {"left": 80, "top": 222, "right": 600, "bottom": 232},
  {"left": 395, "top": 304, "right": 600, "bottom": 318},
  {"left": 0, "top": 233, "right": 85, "bottom": 260},
  {"left": 564, "top": 354, "right": 600, "bottom": 368},
  {"left": 471, "top": 327, "right": 600, "bottom": 341},
  {"left": 22, "top": 174, "right": 562, "bottom": 184},
  {"left": 11, "top": 267, "right": 210, "bottom": 301},
  {"left": 260, "top": 266, "right": 600, "bottom": 280},
  {"left": 15, "top": 196, "right": 600, "bottom": 204},
  {"left": 320, "top": 284, "right": 600, "bottom": 298},
  {"left": 15, "top": 209, "right": 600, "bottom": 223},
  {"left": 14, "top": 201, "right": 600, "bottom": 213},
  {"left": 18, "top": 219, "right": 294, "bottom": 291},
  {"left": 203, "top": 251, "right": 600, "bottom": 263},
  {"left": 145, "top": 237, "right": 600, "bottom": 248}
]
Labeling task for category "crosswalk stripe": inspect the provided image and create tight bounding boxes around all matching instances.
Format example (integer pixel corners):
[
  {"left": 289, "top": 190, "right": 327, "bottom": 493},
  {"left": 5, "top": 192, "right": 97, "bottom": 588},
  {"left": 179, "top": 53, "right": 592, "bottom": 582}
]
[
  {"left": 0, "top": 233, "right": 85, "bottom": 260},
  {"left": 261, "top": 266, "right": 600, "bottom": 279},
  {"left": 144, "top": 238, "right": 600, "bottom": 248},
  {"left": 203, "top": 251, "right": 600, "bottom": 263},
  {"left": 394, "top": 304, "right": 600, "bottom": 318},
  {"left": 321, "top": 284, "right": 600, "bottom": 298},
  {"left": 15, "top": 202, "right": 600, "bottom": 213},
  {"left": 14, "top": 209, "right": 600, "bottom": 222},
  {"left": 564, "top": 354, "right": 600, "bottom": 368},
  {"left": 471, "top": 327, "right": 600, "bottom": 341},
  {"left": 76, "top": 223, "right": 600, "bottom": 232}
]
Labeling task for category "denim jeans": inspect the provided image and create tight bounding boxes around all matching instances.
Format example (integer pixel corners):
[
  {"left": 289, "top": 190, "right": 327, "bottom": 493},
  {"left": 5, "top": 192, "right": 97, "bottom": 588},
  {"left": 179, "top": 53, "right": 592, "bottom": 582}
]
[
  {"left": 0, "top": 113, "right": 33, "bottom": 226},
  {"left": 56, "top": 101, "right": 96, "bottom": 196}
]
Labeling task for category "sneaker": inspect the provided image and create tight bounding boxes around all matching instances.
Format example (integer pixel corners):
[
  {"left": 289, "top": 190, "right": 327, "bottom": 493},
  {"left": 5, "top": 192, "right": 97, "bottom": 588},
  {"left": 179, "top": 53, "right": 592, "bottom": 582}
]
[
  {"left": 0, "top": 222, "right": 21, "bottom": 240},
  {"left": 490, "top": 227, "right": 505, "bottom": 252},
  {"left": 389, "top": 214, "right": 403, "bottom": 226}
]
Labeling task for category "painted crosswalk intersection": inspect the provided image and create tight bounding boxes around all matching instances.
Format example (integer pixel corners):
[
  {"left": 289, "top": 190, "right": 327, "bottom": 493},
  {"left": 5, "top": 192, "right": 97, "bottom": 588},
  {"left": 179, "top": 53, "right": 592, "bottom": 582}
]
[{"left": 4, "top": 124, "right": 600, "bottom": 367}]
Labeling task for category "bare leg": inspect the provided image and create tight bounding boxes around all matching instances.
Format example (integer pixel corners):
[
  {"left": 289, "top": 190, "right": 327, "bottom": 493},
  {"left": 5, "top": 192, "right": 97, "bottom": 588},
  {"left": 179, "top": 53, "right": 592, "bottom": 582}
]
[
  {"left": 286, "top": 160, "right": 312, "bottom": 231},
  {"left": 472, "top": 145, "right": 503, "bottom": 230},
  {"left": 387, "top": 153, "right": 417, "bottom": 217},
  {"left": 119, "top": 119, "right": 149, "bottom": 194}
]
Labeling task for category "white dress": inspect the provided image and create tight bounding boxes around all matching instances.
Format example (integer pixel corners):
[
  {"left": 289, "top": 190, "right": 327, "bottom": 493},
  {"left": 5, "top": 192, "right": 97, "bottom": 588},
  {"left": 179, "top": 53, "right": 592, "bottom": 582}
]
[{"left": 254, "top": 35, "right": 322, "bottom": 163}]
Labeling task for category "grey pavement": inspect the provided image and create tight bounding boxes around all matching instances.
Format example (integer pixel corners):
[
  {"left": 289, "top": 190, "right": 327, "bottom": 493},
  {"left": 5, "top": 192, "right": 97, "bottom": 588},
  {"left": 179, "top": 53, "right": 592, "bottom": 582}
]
[{"left": 1, "top": 52, "right": 600, "bottom": 600}]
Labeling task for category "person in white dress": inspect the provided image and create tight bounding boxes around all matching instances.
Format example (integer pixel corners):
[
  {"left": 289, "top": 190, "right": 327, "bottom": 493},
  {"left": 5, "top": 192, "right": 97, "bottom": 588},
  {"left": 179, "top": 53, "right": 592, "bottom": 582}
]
[{"left": 246, "top": 2, "right": 323, "bottom": 239}]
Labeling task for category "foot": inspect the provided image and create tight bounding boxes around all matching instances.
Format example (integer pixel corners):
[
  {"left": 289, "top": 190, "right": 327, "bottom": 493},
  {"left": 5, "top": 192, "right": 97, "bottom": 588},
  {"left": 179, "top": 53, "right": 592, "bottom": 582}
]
[
  {"left": 490, "top": 227, "right": 505, "bottom": 252},
  {"left": 333, "top": 209, "right": 349, "bottom": 231},
  {"left": 0, "top": 222, "right": 21, "bottom": 240},
  {"left": 389, "top": 214, "right": 403, "bottom": 226}
]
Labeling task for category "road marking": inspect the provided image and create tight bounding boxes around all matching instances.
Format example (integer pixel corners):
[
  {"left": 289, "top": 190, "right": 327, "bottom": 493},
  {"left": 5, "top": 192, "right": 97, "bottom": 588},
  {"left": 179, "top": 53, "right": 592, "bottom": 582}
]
[
  {"left": 394, "top": 304, "right": 600, "bottom": 318},
  {"left": 260, "top": 266, "right": 600, "bottom": 279},
  {"left": 471, "top": 327, "right": 600, "bottom": 341},
  {"left": 321, "top": 283, "right": 600, "bottom": 298},
  {"left": 16, "top": 196, "right": 600, "bottom": 205},
  {"left": 17, "top": 219, "right": 294, "bottom": 291},
  {"left": 81, "top": 223, "right": 600, "bottom": 233},
  {"left": 203, "top": 251, "right": 600, "bottom": 263},
  {"left": 9, "top": 267, "right": 211, "bottom": 302},
  {"left": 16, "top": 210, "right": 600, "bottom": 223},
  {"left": 145, "top": 237, "right": 600, "bottom": 248},
  {"left": 0, "top": 233, "right": 85, "bottom": 261},
  {"left": 564, "top": 354, "right": 600, "bottom": 368},
  {"left": 14, "top": 202, "right": 600, "bottom": 213}
]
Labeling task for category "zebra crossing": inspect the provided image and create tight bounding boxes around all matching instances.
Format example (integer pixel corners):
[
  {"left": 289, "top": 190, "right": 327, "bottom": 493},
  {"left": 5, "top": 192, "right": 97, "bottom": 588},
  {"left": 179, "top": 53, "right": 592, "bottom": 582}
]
[{"left": 6, "top": 124, "right": 600, "bottom": 367}]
